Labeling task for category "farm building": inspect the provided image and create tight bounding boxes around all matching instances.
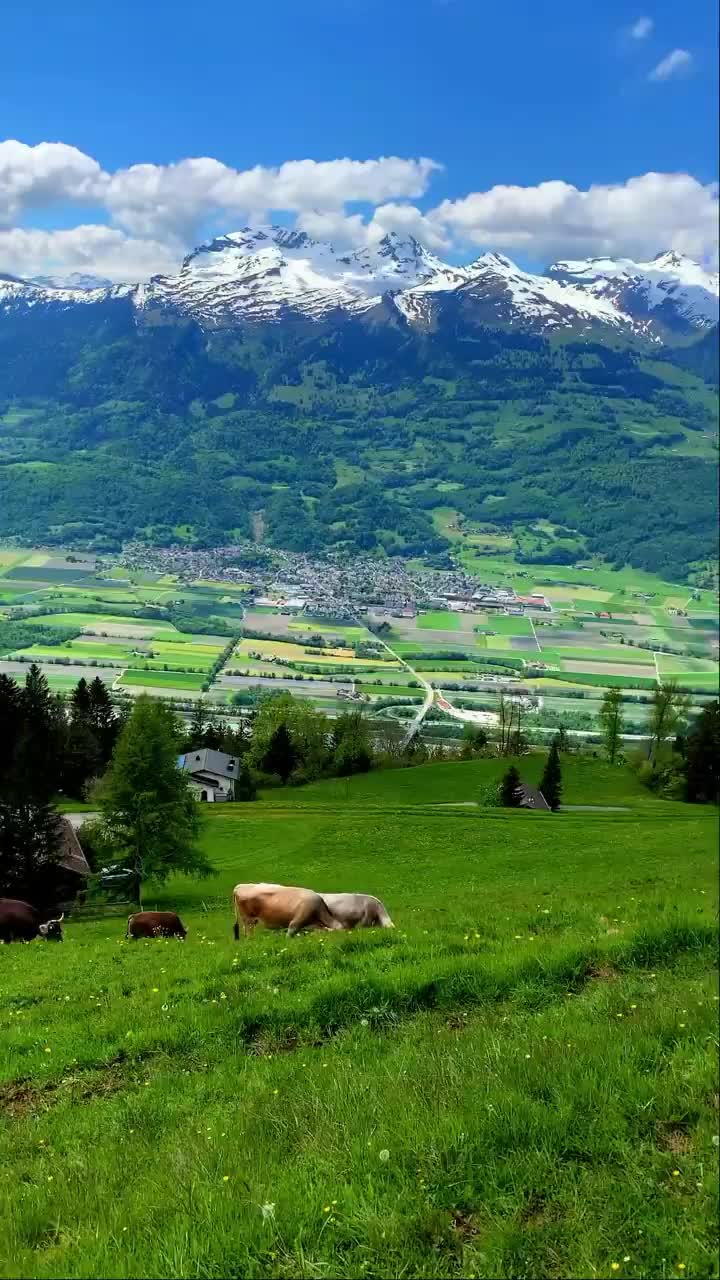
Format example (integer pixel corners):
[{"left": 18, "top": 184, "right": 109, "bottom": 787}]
[{"left": 177, "top": 748, "right": 239, "bottom": 802}]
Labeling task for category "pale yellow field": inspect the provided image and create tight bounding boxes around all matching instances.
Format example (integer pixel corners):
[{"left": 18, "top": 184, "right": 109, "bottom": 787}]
[
  {"left": 234, "top": 638, "right": 399, "bottom": 667},
  {"left": 540, "top": 586, "right": 614, "bottom": 603}
]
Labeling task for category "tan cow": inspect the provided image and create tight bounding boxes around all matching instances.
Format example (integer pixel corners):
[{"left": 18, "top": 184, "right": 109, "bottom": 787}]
[
  {"left": 320, "top": 892, "right": 394, "bottom": 930},
  {"left": 232, "top": 882, "right": 342, "bottom": 939}
]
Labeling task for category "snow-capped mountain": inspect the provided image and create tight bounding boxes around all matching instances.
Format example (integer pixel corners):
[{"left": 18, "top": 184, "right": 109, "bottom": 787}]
[
  {"left": 134, "top": 227, "right": 455, "bottom": 325},
  {"left": 547, "top": 251, "right": 719, "bottom": 334},
  {"left": 397, "top": 251, "right": 636, "bottom": 334},
  {"left": 31, "top": 271, "right": 114, "bottom": 291},
  {"left": 1, "top": 227, "right": 717, "bottom": 339}
]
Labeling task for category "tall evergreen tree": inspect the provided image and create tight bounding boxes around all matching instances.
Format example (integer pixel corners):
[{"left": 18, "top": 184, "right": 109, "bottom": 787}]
[
  {"left": 599, "top": 688, "right": 624, "bottom": 764},
  {"left": 539, "top": 739, "right": 563, "bottom": 812},
  {"left": 499, "top": 765, "right": 522, "bottom": 807},
  {"left": 87, "top": 676, "right": 120, "bottom": 764},
  {"left": 261, "top": 723, "right": 297, "bottom": 783},
  {"left": 16, "top": 664, "right": 63, "bottom": 802},
  {"left": 0, "top": 800, "right": 64, "bottom": 907},
  {"left": 0, "top": 674, "right": 22, "bottom": 798},
  {"left": 684, "top": 700, "right": 720, "bottom": 803},
  {"left": 97, "top": 697, "right": 212, "bottom": 900}
]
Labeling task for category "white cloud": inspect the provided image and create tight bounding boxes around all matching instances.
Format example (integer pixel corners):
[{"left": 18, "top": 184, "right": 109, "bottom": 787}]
[
  {"left": 0, "top": 142, "right": 439, "bottom": 241},
  {"left": 0, "top": 225, "right": 181, "bottom": 283},
  {"left": 0, "top": 140, "right": 106, "bottom": 225},
  {"left": 429, "top": 172, "right": 719, "bottom": 265},
  {"left": 0, "top": 138, "right": 717, "bottom": 281},
  {"left": 629, "top": 16, "right": 653, "bottom": 39},
  {"left": 648, "top": 48, "right": 693, "bottom": 81}
]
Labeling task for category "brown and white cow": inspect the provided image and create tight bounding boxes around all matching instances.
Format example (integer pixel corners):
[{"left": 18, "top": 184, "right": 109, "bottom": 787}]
[
  {"left": 126, "top": 911, "right": 187, "bottom": 940},
  {"left": 0, "top": 899, "right": 64, "bottom": 943},
  {"left": 320, "top": 892, "right": 394, "bottom": 930},
  {"left": 232, "top": 882, "right": 342, "bottom": 939}
]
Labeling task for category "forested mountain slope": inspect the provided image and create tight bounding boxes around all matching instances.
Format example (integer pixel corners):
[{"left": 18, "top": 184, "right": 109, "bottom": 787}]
[{"left": 0, "top": 234, "right": 717, "bottom": 579}]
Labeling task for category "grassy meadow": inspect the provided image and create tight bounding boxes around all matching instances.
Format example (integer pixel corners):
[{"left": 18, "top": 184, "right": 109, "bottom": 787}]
[{"left": 1, "top": 760, "right": 718, "bottom": 1279}]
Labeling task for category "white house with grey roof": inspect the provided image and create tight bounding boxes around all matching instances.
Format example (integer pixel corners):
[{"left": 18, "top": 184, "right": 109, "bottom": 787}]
[{"left": 177, "top": 748, "right": 239, "bottom": 801}]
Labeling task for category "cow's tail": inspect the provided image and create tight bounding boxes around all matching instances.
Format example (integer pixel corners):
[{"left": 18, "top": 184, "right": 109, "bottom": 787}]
[
  {"left": 318, "top": 896, "right": 344, "bottom": 931},
  {"left": 376, "top": 902, "right": 394, "bottom": 928},
  {"left": 232, "top": 893, "right": 241, "bottom": 941}
]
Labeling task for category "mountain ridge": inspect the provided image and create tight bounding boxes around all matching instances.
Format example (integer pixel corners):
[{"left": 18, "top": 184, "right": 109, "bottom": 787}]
[{"left": 1, "top": 227, "right": 717, "bottom": 340}]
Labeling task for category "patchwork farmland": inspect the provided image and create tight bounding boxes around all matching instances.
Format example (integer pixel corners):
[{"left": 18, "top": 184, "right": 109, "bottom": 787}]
[{"left": 0, "top": 545, "right": 717, "bottom": 739}]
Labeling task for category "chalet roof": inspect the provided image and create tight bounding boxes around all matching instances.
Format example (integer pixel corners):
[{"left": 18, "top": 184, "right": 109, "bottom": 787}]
[
  {"left": 179, "top": 748, "right": 239, "bottom": 779},
  {"left": 58, "top": 818, "right": 91, "bottom": 877},
  {"left": 516, "top": 784, "right": 550, "bottom": 811}
]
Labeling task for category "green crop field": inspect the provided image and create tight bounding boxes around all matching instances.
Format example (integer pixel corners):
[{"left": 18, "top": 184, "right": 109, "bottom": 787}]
[
  {"left": 416, "top": 611, "right": 462, "bottom": 631},
  {"left": 117, "top": 669, "right": 207, "bottom": 691},
  {"left": 1, "top": 761, "right": 717, "bottom": 1280}
]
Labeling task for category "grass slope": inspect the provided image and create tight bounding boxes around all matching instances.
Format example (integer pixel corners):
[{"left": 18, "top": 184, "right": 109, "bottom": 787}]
[{"left": 1, "top": 768, "right": 718, "bottom": 1279}]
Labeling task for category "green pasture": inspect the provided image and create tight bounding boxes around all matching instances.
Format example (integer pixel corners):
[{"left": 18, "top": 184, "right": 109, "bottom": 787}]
[
  {"left": 477, "top": 614, "right": 535, "bottom": 636},
  {"left": 0, "top": 776, "right": 717, "bottom": 1280},
  {"left": 538, "top": 645, "right": 657, "bottom": 666},
  {"left": 117, "top": 669, "right": 207, "bottom": 691},
  {"left": 416, "top": 611, "right": 462, "bottom": 631}
]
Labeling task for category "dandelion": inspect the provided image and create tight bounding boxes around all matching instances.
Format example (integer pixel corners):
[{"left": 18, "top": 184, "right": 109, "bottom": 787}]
[
  {"left": 223, "top": 1175, "right": 230, "bottom": 1182},
  {"left": 152, "top": 988, "right": 159, "bottom": 994},
  {"left": 47, "top": 1175, "right": 53, "bottom": 1182},
  {"left": 323, "top": 1205, "right": 331, "bottom": 1213},
  {"left": 672, "top": 1169, "right": 680, "bottom": 1177},
  {"left": 260, "top": 1203, "right": 275, "bottom": 1221},
  {"left": 44, "top": 1046, "right": 51, "bottom": 1053},
  {"left": 630, "top": 1004, "right": 637, "bottom": 1010},
  {"left": 379, "top": 1149, "right": 390, "bottom": 1163},
  {"left": 611, "top": 1265, "right": 620, "bottom": 1273},
  {"left": 273, "top": 1089, "right": 279, "bottom": 1095},
  {"left": 712, "top": 1135, "right": 719, "bottom": 1147},
  {"left": 220, "top": 992, "right": 227, "bottom": 1000},
  {"left": 161, "top": 1004, "right": 169, "bottom": 1012},
  {"left": 360, "top": 1018, "right": 369, "bottom": 1027},
  {"left": 679, "top": 1023, "right": 685, "bottom": 1028}
]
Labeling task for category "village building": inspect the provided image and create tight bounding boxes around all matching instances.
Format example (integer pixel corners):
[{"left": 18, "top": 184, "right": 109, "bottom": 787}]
[{"left": 177, "top": 748, "right": 239, "bottom": 801}]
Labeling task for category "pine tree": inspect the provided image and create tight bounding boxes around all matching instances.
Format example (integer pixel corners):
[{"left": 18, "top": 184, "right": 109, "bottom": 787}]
[
  {"left": 599, "top": 688, "right": 624, "bottom": 764},
  {"left": 97, "top": 697, "right": 212, "bottom": 899},
  {"left": 539, "top": 739, "right": 562, "bottom": 812},
  {"left": 16, "top": 664, "right": 63, "bottom": 802},
  {"left": 499, "top": 765, "right": 522, "bottom": 807},
  {"left": 188, "top": 698, "right": 209, "bottom": 748},
  {"left": 261, "top": 723, "right": 297, "bottom": 783},
  {"left": 0, "top": 674, "right": 22, "bottom": 799},
  {"left": 0, "top": 800, "right": 64, "bottom": 907},
  {"left": 70, "top": 677, "right": 92, "bottom": 721},
  {"left": 87, "top": 676, "right": 120, "bottom": 764},
  {"left": 684, "top": 700, "right": 720, "bottom": 803}
]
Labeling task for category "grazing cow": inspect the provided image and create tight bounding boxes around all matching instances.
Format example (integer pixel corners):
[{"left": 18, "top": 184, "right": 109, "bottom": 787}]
[
  {"left": 0, "top": 898, "right": 64, "bottom": 943},
  {"left": 126, "top": 911, "right": 187, "bottom": 940},
  {"left": 320, "top": 893, "right": 394, "bottom": 930},
  {"left": 232, "top": 882, "right": 342, "bottom": 939}
]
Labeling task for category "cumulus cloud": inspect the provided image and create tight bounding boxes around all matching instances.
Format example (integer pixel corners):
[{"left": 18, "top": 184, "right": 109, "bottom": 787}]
[
  {"left": 648, "top": 48, "right": 693, "bottom": 81},
  {"left": 0, "top": 138, "right": 717, "bottom": 281},
  {"left": 429, "top": 172, "right": 719, "bottom": 265},
  {"left": 0, "top": 140, "right": 106, "bottom": 225},
  {"left": 0, "top": 226, "right": 181, "bottom": 284},
  {"left": 629, "top": 16, "right": 654, "bottom": 39}
]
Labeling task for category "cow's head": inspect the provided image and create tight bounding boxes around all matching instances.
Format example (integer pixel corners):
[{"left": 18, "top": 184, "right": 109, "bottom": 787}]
[{"left": 38, "top": 913, "right": 64, "bottom": 941}]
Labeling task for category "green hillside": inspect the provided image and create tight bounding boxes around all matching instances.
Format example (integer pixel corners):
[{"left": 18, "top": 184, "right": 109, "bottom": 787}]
[
  {"left": 2, "top": 771, "right": 718, "bottom": 1278},
  {"left": 0, "top": 309, "right": 717, "bottom": 578}
]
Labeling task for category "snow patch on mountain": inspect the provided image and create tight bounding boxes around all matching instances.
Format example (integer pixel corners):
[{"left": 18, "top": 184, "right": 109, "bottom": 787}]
[
  {"left": 547, "top": 251, "right": 719, "bottom": 330},
  {"left": 1, "top": 228, "right": 716, "bottom": 338}
]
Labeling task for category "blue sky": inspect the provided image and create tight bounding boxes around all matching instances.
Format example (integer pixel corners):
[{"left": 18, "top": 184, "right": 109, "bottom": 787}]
[{"left": 0, "top": 0, "right": 717, "bottom": 279}]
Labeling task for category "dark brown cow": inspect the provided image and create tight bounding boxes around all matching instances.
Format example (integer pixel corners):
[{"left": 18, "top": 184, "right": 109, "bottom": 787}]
[
  {"left": 232, "top": 882, "right": 342, "bottom": 939},
  {"left": 0, "top": 898, "right": 64, "bottom": 943},
  {"left": 126, "top": 911, "right": 187, "bottom": 940}
]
